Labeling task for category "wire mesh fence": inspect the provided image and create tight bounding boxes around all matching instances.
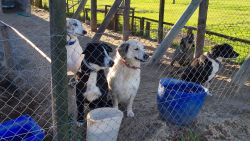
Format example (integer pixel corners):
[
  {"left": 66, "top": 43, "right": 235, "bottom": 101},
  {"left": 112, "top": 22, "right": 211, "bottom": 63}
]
[{"left": 0, "top": 0, "right": 250, "bottom": 140}]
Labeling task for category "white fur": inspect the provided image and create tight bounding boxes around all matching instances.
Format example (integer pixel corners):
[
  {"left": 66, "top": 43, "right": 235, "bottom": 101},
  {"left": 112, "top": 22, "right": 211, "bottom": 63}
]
[
  {"left": 84, "top": 71, "right": 102, "bottom": 102},
  {"left": 107, "top": 40, "right": 146, "bottom": 117},
  {"left": 103, "top": 47, "right": 113, "bottom": 67},
  {"left": 206, "top": 55, "right": 220, "bottom": 83},
  {"left": 65, "top": 18, "right": 86, "bottom": 85},
  {"left": 66, "top": 36, "right": 84, "bottom": 73}
]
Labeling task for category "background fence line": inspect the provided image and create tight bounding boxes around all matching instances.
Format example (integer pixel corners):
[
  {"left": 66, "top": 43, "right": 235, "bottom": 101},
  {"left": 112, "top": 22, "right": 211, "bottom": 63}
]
[{"left": 1, "top": 0, "right": 249, "bottom": 140}]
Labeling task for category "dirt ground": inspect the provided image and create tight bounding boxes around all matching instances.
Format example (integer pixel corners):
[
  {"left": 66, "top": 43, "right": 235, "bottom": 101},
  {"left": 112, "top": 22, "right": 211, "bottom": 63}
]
[{"left": 0, "top": 7, "right": 250, "bottom": 141}]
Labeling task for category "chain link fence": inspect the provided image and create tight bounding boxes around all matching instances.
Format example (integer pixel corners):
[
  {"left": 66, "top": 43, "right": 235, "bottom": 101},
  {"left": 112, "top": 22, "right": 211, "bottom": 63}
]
[{"left": 1, "top": 0, "right": 250, "bottom": 140}]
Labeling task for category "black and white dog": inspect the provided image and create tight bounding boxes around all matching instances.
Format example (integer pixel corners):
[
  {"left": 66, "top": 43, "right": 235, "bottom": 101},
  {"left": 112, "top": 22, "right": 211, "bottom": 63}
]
[
  {"left": 181, "top": 43, "right": 239, "bottom": 88},
  {"left": 76, "top": 43, "right": 114, "bottom": 125}
]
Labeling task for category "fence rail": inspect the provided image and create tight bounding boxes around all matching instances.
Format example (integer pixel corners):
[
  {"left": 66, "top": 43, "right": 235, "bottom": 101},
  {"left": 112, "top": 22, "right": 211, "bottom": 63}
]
[{"left": 74, "top": 4, "right": 250, "bottom": 45}]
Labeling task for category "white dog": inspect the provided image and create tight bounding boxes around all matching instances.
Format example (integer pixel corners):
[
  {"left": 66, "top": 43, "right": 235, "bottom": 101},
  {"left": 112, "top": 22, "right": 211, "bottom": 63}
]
[
  {"left": 107, "top": 40, "right": 149, "bottom": 117},
  {"left": 66, "top": 18, "right": 87, "bottom": 85}
]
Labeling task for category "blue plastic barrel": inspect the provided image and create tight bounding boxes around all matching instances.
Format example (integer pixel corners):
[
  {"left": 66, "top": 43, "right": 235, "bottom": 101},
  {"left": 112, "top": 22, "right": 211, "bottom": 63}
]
[
  {"left": 157, "top": 78, "right": 207, "bottom": 125},
  {"left": 0, "top": 115, "right": 45, "bottom": 141}
]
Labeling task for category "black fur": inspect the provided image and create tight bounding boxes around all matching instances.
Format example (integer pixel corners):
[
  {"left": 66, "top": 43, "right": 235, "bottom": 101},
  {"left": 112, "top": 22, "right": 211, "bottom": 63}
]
[
  {"left": 76, "top": 43, "right": 113, "bottom": 123},
  {"left": 181, "top": 55, "right": 213, "bottom": 84},
  {"left": 83, "top": 43, "right": 113, "bottom": 67},
  {"left": 181, "top": 43, "right": 239, "bottom": 85}
]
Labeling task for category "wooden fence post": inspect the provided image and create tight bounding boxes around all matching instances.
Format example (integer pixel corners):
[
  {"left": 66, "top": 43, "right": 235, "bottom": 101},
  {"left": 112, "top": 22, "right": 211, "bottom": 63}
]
[
  {"left": 82, "top": 9, "right": 86, "bottom": 22},
  {"left": 131, "top": 9, "right": 135, "bottom": 34},
  {"left": 158, "top": 0, "right": 165, "bottom": 43},
  {"left": 145, "top": 22, "right": 151, "bottom": 38},
  {"left": 104, "top": 5, "right": 108, "bottom": 16},
  {"left": 85, "top": 10, "right": 90, "bottom": 24},
  {"left": 195, "top": 0, "right": 209, "bottom": 58},
  {"left": 91, "top": 0, "right": 97, "bottom": 32},
  {"left": 66, "top": 0, "right": 69, "bottom": 14},
  {"left": 123, "top": 0, "right": 130, "bottom": 41},
  {"left": 34, "top": 0, "right": 42, "bottom": 8},
  {"left": 0, "top": 25, "right": 14, "bottom": 68},
  {"left": 139, "top": 17, "right": 145, "bottom": 36},
  {"left": 73, "top": 0, "right": 88, "bottom": 19},
  {"left": 149, "top": 0, "right": 203, "bottom": 65},
  {"left": 49, "top": 0, "right": 69, "bottom": 140},
  {"left": 92, "top": 0, "right": 123, "bottom": 42},
  {"left": 114, "top": 14, "right": 119, "bottom": 31}
]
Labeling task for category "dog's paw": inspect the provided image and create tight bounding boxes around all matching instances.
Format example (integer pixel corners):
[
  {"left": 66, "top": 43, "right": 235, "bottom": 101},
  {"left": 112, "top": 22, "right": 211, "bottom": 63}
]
[
  {"left": 127, "top": 110, "right": 134, "bottom": 117},
  {"left": 76, "top": 121, "right": 84, "bottom": 127}
]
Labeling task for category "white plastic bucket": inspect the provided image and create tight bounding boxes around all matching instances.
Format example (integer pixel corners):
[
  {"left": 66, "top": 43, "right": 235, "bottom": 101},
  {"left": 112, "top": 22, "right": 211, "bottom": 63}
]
[{"left": 86, "top": 108, "right": 124, "bottom": 141}]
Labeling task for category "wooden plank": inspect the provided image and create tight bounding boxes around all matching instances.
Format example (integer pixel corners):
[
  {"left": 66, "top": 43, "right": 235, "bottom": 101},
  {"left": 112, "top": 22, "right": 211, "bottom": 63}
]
[
  {"left": 195, "top": 0, "right": 209, "bottom": 58},
  {"left": 123, "top": 0, "right": 130, "bottom": 41},
  {"left": 231, "top": 54, "right": 250, "bottom": 91},
  {"left": 49, "top": 0, "right": 69, "bottom": 140},
  {"left": 158, "top": 0, "right": 165, "bottom": 43},
  {"left": 91, "top": 0, "right": 97, "bottom": 32},
  {"left": 73, "top": 0, "right": 88, "bottom": 19},
  {"left": 149, "top": 0, "right": 203, "bottom": 65},
  {"left": 0, "top": 25, "right": 14, "bottom": 68},
  {"left": 92, "top": 0, "right": 123, "bottom": 42}
]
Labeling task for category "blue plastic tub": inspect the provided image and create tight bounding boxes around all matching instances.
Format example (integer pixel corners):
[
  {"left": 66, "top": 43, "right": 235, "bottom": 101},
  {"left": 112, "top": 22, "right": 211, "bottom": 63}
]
[
  {"left": 0, "top": 115, "right": 45, "bottom": 141},
  {"left": 157, "top": 78, "right": 207, "bottom": 125}
]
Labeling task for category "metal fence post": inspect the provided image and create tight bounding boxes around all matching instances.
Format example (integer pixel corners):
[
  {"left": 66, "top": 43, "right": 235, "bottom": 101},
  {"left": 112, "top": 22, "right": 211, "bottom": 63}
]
[{"left": 49, "top": 0, "right": 69, "bottom": 140}]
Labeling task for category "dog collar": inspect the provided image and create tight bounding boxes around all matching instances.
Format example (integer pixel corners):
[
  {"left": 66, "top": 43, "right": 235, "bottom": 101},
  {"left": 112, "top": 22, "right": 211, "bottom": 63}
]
[
  {"left": 121, "top": 59, "right": 140, "bottom": 70},
  {"left": 83, "top": 59, "right": 97, "bottom": 72},
  {"left": 67, "top": 34, "right": 76, "bottom": 46},
  {"left": 67, "top": 40, "right": 76, "bottom": 46}
]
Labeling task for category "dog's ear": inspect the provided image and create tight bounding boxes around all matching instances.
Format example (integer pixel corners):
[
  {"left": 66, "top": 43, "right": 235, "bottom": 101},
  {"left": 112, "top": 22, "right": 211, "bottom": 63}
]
[
  {"left": 102, "top": 43, "right": 113, "bottom": 52},
  {"left": 118, "top": 43, "right": 129, "bottom": 58},
  {"left": 221, "top": 43, "right": 232, "bottom": 48},
  {"left": 82, "top": 43, "right": 94, "bottom": 54}
]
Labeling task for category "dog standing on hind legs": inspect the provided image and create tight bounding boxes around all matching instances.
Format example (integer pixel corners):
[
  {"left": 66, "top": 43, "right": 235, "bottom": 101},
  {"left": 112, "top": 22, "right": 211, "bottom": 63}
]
[
  {"left": 66, "top": 18, "right": 87, "bottom": 86},
  {"left": 170, "top": 30, "right": 195, "bottom": 66},
  {"left": 107, "top": 40, "right": 149, "bottom": 117}
]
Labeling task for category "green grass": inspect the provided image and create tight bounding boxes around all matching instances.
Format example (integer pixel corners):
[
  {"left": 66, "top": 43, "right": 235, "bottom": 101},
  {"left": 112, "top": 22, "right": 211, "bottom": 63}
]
[
  {"left": 42, "top": 0, "right": 250, "bottom": 63},
  {"left": 172, "top": 129, "right": 202, "bottom": 141}
]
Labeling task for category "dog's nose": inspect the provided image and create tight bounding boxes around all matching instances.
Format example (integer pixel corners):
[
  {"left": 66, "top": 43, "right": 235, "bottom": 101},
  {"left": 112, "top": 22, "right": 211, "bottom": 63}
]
[
  {"left": 82, "top": 30, "right": 87, "bottom": 35},
  {"left": 109, "top": 60, "right": 114, "bottom": 67},
  {"left": 143, "top": 54, "right": 149, "bottom": 60}
]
